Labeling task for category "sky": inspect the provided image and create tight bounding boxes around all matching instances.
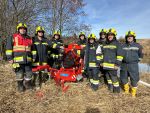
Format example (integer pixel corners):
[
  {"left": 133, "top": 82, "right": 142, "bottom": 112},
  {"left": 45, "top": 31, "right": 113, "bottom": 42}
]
[{"left": 80, "top": 0, "right": 150, "bottom": 39}]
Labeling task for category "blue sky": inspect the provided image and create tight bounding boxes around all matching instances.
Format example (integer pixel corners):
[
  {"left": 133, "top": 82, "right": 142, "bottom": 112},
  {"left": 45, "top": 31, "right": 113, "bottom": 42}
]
[{"left": 80, "top": 0, "right": 150, "bottom": 39}]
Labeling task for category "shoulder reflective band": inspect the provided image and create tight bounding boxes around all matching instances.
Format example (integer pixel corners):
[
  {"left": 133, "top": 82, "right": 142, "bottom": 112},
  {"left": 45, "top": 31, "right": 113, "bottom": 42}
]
[
  {"left": 103, "top": 45, "right": 117, "bottom": 49},
  {"left": 103, "top": 63, "right": 115, "bottom": 69},
  {"left": 6, "top": 50, "right": 13, "bottom": 55}
]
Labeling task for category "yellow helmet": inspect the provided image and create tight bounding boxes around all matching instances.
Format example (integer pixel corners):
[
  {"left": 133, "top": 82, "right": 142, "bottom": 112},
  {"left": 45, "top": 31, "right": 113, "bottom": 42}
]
[
  {"left": 88, "top": 33, "right": 96, "bottom": 39},
  {"left": 36, "top": 26, "right": 45, "bottom": 33},
  {"left": 125, "top": 31, "right": 136, "bottom": 38},
  {"left": 79, "top": 32, "right": 85, "bottom": 37},
  {"left": 17, "top": 23, "right": 27, "bottom": 31},
  {"left": 107, "top": 28, "right": 117, "bottom": 36},
  {"left": 100, "top": 29, "right": 107, "bottom": 34},
  {"left": 53, "top": 30, "right": 61, "bottom": 36}
]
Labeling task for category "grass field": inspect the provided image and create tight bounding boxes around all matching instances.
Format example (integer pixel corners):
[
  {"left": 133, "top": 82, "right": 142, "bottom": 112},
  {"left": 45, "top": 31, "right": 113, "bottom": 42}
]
[{"left": 0, "top": 63, "right": 149, "bottom": 113}]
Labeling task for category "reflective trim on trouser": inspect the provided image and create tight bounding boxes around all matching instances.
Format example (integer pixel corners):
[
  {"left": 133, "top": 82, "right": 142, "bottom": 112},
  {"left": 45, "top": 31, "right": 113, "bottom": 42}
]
[
  {"left": 33, "top": 72, "right": 40, "bottom": 87},
  {"left": 88, "top": 68, "right": 99, "bottom": 85},
  {"left": 113, "top": 82, "right": 119, "bottom": 87},
  {"left": 16, "top": 64, "right": 33, "bottom": 81},
  {"left": 105, "top": 70, "right": 119, "bottom": 87},
  {"left": 107, "top": 79, "right": 112, "bottom": 84},
  {"left": 16, "top": 71, "right": 24, "bottom": 81}
]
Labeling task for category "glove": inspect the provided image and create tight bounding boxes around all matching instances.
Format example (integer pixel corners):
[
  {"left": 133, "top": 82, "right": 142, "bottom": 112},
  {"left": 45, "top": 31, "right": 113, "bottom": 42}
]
[{"left": 12, "top": 63, "right": 20, "bottom": 72}]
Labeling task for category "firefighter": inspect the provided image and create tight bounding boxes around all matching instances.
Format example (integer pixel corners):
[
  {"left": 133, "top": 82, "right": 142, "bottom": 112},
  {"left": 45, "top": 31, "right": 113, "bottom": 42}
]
[
  {"left": 84, "top": 33, "right": 103, "bottom": 91},
  {"left": 32, "top": 26, "right": 51, "bottom": 90},
  {"left": 120, "top": 31, "right": 143, "bottom": 97},
  {"left": 6, "top": 23, "right": 33, "bottom": 92},
  {"left": 98, "top": 29, "right": 107, "bottom": 85},
  {"left": 98, "top": 29, "right": 107, "bottom": 47},
  {"left": 50, "top": 30, "right": 64, "bottom": 69},
  {"left": 77, "top": 32, "right": 87, "bottom": 77},
  {"left": 102, "top": 28, "right": 123, "bottom": 93}
]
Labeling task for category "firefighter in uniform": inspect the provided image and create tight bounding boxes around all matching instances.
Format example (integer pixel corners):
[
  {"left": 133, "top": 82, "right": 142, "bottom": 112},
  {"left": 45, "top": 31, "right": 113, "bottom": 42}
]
[
  {"left": 120, "top": 31, "right": 143, "bottom": 97},
  {"left": 77, "top": 32, "right": 87, "bottom": 58},
  {"left": 98, "top": 29, "right": 107, "bottom": 84},
  {"left": 6, "top": 23, "right": 33, "bottom": 92},
  {"left": 77, "top": 32, "right": 87, "bottom": 77},
  {"left": 84, "top": 33, "right": 103, "bottom": 91},
  {"left": 102, "top": 28, "right": 123, "bottom": 93},
  {"left": 32, "top": 26, "right": 51, "bottom": 90},
  {"left": 50, "top": 30, "right": 64, "bottom": 69}
]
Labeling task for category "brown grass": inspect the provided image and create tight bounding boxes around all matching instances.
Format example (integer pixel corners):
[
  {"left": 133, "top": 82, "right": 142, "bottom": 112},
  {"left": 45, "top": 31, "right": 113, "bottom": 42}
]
[
  {"left": 0, "top": 63, "right": 150, "bottom": 113},
  {"left": 139, "top": 39, "right": 150, "bottom": 56}
]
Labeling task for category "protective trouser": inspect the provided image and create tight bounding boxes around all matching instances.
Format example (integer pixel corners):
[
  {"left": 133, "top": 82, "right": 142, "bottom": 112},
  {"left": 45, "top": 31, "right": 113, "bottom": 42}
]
[
  {"left": 88, "top": 68, "right": 100, "bottom": 91},
  {"left": 105, "top": 70, "right": 120, "bottom": 93},
  {"left": 33, "top": 69, "right": 49, "bottom": 89},
  {"left": 99, "top": 66, "right": 107, "bottom": 85},
  {"left": 120, "top": 63, "right": 139, "bottom": 87},
  {"left": 15, "top": 64, "right": 33, "bottom": 90}
]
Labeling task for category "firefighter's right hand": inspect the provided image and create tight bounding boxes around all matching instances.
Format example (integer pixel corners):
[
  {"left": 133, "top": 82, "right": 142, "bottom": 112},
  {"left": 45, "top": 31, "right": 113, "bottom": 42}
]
[{"left": 8, "top": 60, "right": 13, "bottom": 64}]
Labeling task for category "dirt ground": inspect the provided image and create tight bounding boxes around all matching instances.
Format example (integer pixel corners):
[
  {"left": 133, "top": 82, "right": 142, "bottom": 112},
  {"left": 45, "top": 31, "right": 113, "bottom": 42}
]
[{"left": 0, "top": 63, "right": 150, "bottom": 113}]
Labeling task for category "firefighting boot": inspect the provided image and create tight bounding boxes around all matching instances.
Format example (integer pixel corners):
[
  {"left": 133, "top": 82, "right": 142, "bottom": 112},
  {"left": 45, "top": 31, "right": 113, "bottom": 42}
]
[
  {"left": 108, "top": 84, "right": 113, "bottom": 92},
  {"left": 131, "top": 87, "right": 137, "bottom": 98},
  {"left": 124, "top": 83, "right": 130, "bottom": 94},
  {"left": 17, "top": 81, "right": 25, "bottom": 92},
  {"left": 113, "top": 86, "right": 120, "bottom": 93},
  {"left": 24, "top": 80, "right": 33, "bottom": 90},
  {"left": 92, "top": 84, "right": 99, "bottom": 91}
]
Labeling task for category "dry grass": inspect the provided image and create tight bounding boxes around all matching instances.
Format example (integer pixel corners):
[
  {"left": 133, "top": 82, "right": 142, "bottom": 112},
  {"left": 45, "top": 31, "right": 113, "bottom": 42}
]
[
  {"left": 0, "top": 63, "right": 150, "bottom": 113},
  {"left": 139, "top": 39, "right": 150, "bottom": 56}
]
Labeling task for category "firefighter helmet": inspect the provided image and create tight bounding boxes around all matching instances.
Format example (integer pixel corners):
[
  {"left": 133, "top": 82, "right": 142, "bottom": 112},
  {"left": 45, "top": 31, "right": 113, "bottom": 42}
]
[
  {"left": 17, "top": 23, "right": 27, "bottom": 31},
  {"left": 107, "top": 28, "right": 117, "bottom": 36},
  {"left": 100, "top": 29, "right": 107, "bottom": 34},
  {"left": 125, "top": 31, "right": 136, "bottom": 38},
  {"left": 53, "top": 30, "right": 61, "bottom": 36},
  {"left": 79, "top": 32, "right": 85, "bottom": 38},
  {"left": 36, "top": 26, "right": 45, "bottom": 34},
  {"left": 88, "top": 33, "right": 96, "bottom": 40}
]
